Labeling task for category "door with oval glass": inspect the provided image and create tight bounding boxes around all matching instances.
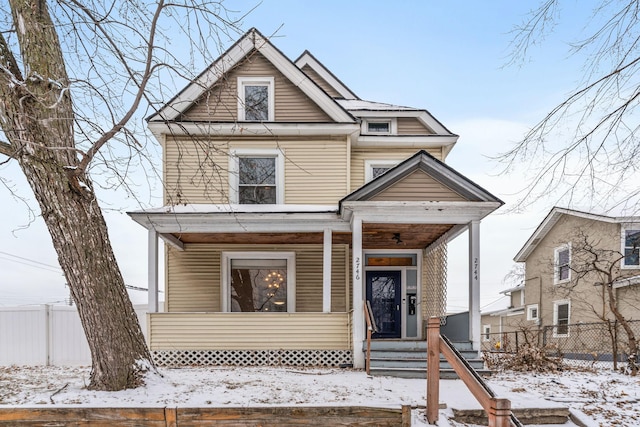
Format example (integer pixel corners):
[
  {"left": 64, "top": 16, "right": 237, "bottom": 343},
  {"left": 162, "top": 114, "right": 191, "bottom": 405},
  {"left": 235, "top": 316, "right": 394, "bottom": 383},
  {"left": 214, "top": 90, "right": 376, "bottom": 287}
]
[{"left": 366, "top": 270, "right": 401, "bottom": 338}]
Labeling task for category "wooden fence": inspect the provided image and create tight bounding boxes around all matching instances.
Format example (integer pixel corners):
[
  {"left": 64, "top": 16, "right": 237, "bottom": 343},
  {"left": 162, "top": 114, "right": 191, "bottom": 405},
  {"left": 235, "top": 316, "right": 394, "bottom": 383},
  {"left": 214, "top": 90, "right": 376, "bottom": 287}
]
[{"left": 0, "top": 405, "right": 411, "bottom": 426}]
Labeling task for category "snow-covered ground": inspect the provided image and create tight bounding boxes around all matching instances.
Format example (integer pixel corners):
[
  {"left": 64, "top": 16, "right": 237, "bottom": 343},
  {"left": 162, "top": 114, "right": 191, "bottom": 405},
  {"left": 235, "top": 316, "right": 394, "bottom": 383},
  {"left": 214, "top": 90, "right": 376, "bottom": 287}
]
[{"left": 1, "top": 364, "right": 638, "bottom": 426}]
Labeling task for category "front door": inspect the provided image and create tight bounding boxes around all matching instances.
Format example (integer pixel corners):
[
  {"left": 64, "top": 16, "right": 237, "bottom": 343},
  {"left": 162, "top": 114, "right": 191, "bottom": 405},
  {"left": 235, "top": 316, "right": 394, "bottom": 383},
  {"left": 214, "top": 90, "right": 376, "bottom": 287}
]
[{"left": 366, "top": 270, "right": 402, "bottom": 338}]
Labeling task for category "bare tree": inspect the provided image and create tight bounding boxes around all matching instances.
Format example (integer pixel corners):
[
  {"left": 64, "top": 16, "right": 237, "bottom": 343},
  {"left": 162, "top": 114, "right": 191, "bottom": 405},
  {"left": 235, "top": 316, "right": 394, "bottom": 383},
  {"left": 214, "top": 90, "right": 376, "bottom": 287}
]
[
  {"left": 0, "top": 0, "right": 246, "bottom": 390},
  {"left": 501, "top": 0, "right": 640, "bottom": 212},
  {"left": 556, "top": 230, "right": 639, "bottom": 375}
]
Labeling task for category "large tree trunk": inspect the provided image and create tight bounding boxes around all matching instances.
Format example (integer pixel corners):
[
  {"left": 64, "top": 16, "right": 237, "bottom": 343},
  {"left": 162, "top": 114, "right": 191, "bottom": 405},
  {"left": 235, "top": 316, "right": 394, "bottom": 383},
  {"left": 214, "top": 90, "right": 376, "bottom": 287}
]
[{"left": 0, "top": 0, "right": 154, "bottom": 390}]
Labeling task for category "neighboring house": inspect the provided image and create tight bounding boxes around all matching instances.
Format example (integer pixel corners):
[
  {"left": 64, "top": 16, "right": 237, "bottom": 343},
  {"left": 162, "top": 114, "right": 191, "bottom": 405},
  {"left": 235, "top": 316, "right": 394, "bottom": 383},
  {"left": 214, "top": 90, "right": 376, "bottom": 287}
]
[
  {"left": 129, "top": 28, "right": 503, "bottom": 369},
  {"left": 482, "top": 207, "right": 640, "bottom": 340}
]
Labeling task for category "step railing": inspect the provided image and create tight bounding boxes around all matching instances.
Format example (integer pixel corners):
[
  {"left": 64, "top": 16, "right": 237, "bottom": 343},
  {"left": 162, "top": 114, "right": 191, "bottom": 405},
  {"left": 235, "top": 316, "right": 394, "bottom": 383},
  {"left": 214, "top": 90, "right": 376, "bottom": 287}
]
[
  {"left": 426, "top": 317, "right": 522, "bottom": 427},
  {"left": 363, "top": 301, "right": 377, "bottom": 375}
]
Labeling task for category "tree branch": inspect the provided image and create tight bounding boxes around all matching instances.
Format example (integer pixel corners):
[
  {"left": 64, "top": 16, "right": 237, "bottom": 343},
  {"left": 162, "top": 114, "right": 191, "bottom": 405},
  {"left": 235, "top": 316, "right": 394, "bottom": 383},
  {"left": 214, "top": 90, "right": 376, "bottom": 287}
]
[
  {"left": 0, "top": 139, "right": 16, "bottom": 159},
  {"left": 67, "top": 0, "right": 166, "bottom": 175}
]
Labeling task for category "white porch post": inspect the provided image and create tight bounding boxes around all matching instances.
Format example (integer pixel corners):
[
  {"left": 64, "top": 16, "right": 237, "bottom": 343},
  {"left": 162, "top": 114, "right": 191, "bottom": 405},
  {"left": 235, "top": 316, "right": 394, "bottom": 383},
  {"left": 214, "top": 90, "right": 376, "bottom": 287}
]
[
  {"left": 468, "top": 220, "right": 480, "bottom": 350},
  {"left": 148, "top": 229, "right": 159, "bottom": 313},
  {"left": 352, "top": 216, "right": 364, "bottom": 368},
  {"left": 323, "top": 228, "right": 332, "bottom": 313}
]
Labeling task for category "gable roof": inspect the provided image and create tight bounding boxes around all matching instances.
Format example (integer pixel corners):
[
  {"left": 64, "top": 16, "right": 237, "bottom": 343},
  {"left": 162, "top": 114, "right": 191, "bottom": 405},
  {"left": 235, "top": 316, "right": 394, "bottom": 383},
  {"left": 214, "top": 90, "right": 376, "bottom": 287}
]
[
  {"left": 148, "top": 28, "right": 355, "bottom": 123},
  {"left": 294, "top": 50, "right": 359, "bottom": 100},
  {"left": 340, "top": 150, "right": 503, "bottom": 206},
  {"left": 513, "top": 207, "right": 640, "bottom": 262}
]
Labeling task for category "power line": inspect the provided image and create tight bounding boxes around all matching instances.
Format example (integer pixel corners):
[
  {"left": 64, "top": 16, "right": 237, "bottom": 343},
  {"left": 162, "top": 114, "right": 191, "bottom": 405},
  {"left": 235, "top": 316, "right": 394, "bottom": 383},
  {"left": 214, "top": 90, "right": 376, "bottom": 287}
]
[
  {"left": 0, "top": 250, "right": 61, "bottom": 270},
  {"left": 0, "top": 255, "right": 63, "bottom": 274}
]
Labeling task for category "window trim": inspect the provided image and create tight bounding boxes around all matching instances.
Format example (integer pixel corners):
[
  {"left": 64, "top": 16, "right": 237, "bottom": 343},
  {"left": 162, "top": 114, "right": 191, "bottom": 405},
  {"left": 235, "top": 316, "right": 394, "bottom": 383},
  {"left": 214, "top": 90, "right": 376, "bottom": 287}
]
[
  {"left": 526, "top": 304, "right": 539, "bottom": 321},
  {"left": 552, "top": 300, "right": 570, "bottom": 337},
  {"left": 621, "top": 225, "right": 640, "bottom": 269},
  {"left": 361, "top": 118, "right": 397, "bottom": 135},
  {"left": 221, "top": 251, "right": 296, "bottom": 313},
  {"left": 229, "top": 148, "right": 285, "bottom": 204},
  {"left": 364, "top": 160, "right": 399, "bottom": 182},
  {"left": 237, "top": 76, "right": 275, "bottom": 121},
  {"left": 554, "top": 243, "right": 571, "bottom": 284}
]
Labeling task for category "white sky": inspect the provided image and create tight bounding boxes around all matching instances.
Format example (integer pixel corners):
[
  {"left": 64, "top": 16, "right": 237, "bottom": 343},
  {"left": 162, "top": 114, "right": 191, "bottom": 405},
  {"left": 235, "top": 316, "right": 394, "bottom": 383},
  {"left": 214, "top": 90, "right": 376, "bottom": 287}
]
[{"left": 0, "top": 1, "right": 626, "bottom": 310}]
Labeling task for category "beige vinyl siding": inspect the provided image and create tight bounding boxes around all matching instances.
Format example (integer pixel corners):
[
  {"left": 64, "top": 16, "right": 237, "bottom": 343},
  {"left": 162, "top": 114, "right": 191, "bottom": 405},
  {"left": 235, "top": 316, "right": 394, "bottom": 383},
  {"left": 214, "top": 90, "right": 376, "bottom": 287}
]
[
  {"left": 350, "top": 147, "right": 442, "bottom": 191},
  {"left": 397, "top": 117, "right": 433, "bottom": 134},
  {"left": 166, "top": 244, "right": 349, "bottom": 313},
  {"left": 166, "top": 245, "right": 220, "bottom": 313},
  {"left": 163, "top": 137, "right": 349, "bottom": 204},
  {"left": 300, "top": 64, "right": 342, "bottom": 98},
  {"left": 182, "top": 51, "right": 331, "bottom": 122},
  {"left": 370, "top": 170, "right": 466, "bottom": 202},
  {"left": 148, "top": 312, "right": 351, "bottom": 350}
]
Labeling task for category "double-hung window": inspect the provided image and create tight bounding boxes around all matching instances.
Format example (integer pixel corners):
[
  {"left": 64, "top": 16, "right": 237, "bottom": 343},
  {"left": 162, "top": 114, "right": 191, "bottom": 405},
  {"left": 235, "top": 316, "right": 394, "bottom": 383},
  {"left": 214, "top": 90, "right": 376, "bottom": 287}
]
[
  {"left": 553, "top": 300, "right": 570, "bottom": 337},
  {"left": 554, "top": 244, "right": 571, "bottom": 284},
  {"left": 230, "top": 149, "right": 284, "bottom": 204},
  {"left": 622, "top": 228, "right": 640, "bottom": 268},
  {"left": 238, "top": 77, "right": 274, "bottom": 121},
  {"left": 222, "top": 252, "right": 296, "bottom": 313}
]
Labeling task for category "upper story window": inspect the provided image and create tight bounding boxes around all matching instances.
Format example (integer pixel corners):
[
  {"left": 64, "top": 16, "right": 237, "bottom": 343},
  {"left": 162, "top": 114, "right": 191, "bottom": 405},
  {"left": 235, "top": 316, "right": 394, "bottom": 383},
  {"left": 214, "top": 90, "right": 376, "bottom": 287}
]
[
  {"left": 361, "top": 118, "right": 397, "bottom": 135},
  {"left": 554, "top": 244, "right": 571, "bottom": 284},
  {"left": 238, "top": 77, "right": 274, "bottom": 121},
  {"left": 364, "top": 160, "right": 399, "bottom": 182},
  {"left": 622, "top": 227, "right": 640, "bottom": 268},
  {"left": 230, "top": 149, "right": 284, "bottom": 204}
]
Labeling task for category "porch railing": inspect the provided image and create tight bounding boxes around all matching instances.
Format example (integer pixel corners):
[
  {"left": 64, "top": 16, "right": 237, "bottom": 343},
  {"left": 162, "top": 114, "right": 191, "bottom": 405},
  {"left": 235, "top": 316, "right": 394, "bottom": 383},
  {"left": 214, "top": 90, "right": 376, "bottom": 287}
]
[
  {"left": 426, "top": 317, "right": 522, "bottom": 427},
  {"left": 363, "top": 301, "right": 377, "bottom": 375}
]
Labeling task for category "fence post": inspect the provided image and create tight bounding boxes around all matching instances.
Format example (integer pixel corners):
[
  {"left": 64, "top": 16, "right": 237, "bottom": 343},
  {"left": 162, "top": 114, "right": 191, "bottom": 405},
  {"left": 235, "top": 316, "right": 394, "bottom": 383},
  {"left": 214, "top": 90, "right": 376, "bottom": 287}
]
[
  {"left": 488, "top": 397, "right": 511, "bottom": 427},
  {"left": 44, "top": 304, "right": 51, "bottom": 366},
  {"left": 515, "top": 331, "right": 519, "bottom": 352},
  {"left": 426, "top": 317, "right": 440, "bottom": 424}
]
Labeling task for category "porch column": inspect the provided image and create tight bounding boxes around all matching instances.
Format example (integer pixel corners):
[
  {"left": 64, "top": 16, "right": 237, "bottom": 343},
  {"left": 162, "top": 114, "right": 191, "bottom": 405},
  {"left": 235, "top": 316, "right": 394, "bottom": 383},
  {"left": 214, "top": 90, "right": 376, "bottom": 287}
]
[
  {"left": 323, "top": 228, "right": 332, "bottom": 313},
  {"left": 352, "top": 216, "right": 364, "bottom": 368},
  {"left": 148, "top": 229, "right": 159, "bottom": 313},
  {"left": 468, "top": 220, "right": 480, "bottom": 350}
]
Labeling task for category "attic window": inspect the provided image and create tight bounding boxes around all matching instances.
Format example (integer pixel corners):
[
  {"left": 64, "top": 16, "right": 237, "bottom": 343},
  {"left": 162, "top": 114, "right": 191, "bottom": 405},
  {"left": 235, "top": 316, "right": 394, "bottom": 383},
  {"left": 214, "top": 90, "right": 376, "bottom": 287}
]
[
  {"left": 362, "top": 119, "right": 396, "bottom": 135},
  {"left": 368, "top": 122, "right": 390, "bottom": 133},
  {"left": 238, "top": 77, "right": 274, "bottom": 121}
]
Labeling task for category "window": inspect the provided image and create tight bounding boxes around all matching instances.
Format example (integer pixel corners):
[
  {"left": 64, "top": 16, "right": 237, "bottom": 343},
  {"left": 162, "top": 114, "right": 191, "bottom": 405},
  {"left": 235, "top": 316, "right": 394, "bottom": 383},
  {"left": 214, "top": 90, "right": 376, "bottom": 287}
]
[
  {"left": 238, "top": 77, "right": 274, "bottom": 121},
  {"left": 364, "top": 160, "right": 399, "bottom": 182},
  {"left": 482, "top": 325, "right": 491, "bottom": 342},
  {"left": 553, "top": 300, "right": 570, "bottom": 337},
  {"left": 554, "top": 244, "right": 571, "bottom": 283},
  {"left": 222, "top": 252, "right": 296, "bottom": 312},
  {"left": 361, "top": 118, "right": 397, "bottom": 135},
  {"left": 229, "top": 149, "right": 284, "bottom": 204},
  {"left": 527, "top": 304, "right": 539, "bottom": 321},
  {"left": 623, "top": 228, "right": 640, "bottom": 268}
]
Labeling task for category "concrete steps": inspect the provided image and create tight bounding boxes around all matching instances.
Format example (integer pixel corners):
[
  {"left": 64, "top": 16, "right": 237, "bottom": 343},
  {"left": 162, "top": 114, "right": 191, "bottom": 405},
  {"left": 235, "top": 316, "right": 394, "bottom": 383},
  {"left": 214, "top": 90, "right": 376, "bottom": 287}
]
[{"left": 364, "top": 340, "right": 491, "bottom": 379}]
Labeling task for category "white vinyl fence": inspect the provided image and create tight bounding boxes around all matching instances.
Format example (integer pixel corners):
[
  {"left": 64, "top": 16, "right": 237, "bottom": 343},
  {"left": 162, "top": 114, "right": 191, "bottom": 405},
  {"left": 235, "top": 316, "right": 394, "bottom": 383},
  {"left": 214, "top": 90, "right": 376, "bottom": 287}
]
[{"left": 0, "top": 304, "right": 151, "bottom": 366}]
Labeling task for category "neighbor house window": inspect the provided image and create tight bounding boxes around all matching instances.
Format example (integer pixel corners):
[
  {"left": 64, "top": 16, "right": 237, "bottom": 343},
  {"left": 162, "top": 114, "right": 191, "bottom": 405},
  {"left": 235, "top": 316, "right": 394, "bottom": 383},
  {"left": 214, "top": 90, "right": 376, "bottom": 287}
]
[
  {"left": 527, "top": 304, "right": 539, "bottom": 321},
  {"left": 554, "top": 244, "right": 571, "bottom": 283},
  {"left": 229, "top": 149, "right": 284, "bottom": 204},
  {"left": 238, "top": 77, "right": 274, "bottom": 121},
  {"left": 553, "top": 300, "right": 570, "bottom": 337},
  {"left": 364, "top": 160, "right": 399, "bottom": 182},
  {"left": 622, "top": 228, "right": 640, "bottom": 268},
  {"left": 482, "top": 325, "right": 491, "bottom": 342},
  {"left": 222, "top": 252, "right": 296, "bottom": 312}
]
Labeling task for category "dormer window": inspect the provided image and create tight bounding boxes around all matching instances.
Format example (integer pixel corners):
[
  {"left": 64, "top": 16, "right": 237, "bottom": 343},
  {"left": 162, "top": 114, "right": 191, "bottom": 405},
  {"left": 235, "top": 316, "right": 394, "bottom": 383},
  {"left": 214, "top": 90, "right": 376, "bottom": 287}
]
[
  {"left": 238, "top": 77, "right": 274, "bottom": 121},
  {"left": 362, "top": 118, "right": 396, "bottom": 135}
]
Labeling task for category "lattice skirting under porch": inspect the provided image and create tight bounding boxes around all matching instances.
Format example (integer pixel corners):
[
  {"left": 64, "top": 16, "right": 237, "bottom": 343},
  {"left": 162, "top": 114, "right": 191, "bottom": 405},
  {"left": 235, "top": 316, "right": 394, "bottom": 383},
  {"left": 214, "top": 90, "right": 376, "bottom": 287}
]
[{"left": 152, "top": 349, "right": 353, "bottom": 367}]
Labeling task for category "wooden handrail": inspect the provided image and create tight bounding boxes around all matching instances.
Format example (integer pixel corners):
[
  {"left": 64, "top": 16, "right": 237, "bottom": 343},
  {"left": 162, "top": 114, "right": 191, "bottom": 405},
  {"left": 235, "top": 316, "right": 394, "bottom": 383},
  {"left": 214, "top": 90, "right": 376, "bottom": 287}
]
[
  {"left": 426, "top": 317, "right": 518, "bottom": 427},
  {"left": 363, "top": 301, "right": 377, "bottom": 375}
]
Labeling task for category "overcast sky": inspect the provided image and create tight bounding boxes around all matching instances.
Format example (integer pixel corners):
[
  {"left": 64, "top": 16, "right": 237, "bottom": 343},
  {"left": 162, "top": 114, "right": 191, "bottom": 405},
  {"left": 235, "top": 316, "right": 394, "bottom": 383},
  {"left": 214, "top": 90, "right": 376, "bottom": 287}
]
[{"left": 0, "top": 1, "right": 616, "bottom": 311}]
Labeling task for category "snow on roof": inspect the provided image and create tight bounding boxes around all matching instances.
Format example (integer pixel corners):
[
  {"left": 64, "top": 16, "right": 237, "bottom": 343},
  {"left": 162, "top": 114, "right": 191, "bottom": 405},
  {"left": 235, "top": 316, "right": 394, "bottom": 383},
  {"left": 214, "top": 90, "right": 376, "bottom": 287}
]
[
  {"left": 130, "top": 204, "right": 339, "bottom": 215},
  {"left": 336, "top": 99, "right": 419, "bottom": 111}
]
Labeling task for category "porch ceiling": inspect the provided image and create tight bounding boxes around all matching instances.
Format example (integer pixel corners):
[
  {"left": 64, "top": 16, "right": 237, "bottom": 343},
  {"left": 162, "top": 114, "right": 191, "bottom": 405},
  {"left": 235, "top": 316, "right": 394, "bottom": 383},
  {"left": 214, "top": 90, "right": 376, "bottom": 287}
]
[{"left": 172, "top": 223, "right": 453, "bottom": 249}]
